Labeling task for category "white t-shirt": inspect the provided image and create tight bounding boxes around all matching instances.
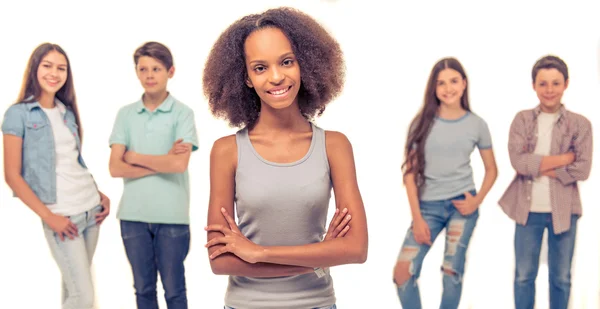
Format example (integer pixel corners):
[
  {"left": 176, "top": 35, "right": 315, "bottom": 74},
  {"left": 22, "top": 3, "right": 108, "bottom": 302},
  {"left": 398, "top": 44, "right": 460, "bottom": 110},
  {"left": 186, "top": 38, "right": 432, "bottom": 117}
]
[
  {"left": 42, "top": 104, "right": 100, "bottom": 216},
  {"left": 530, "top": 111, "right": 559, "bottom": 213}
]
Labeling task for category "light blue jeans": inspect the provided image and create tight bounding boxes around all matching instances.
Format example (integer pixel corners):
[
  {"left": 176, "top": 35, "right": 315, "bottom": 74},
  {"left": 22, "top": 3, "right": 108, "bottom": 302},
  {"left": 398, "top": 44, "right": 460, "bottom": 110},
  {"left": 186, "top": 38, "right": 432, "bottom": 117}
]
[
  {"left": 514, "top": 213, "right": 578, "bottom": 309},
  {"left": 43, "top": 205, "right": 102, "bottom": 309},
  {"left": 225, "top": 305, "right": 336, "bottom": 309},
  {"left": 395, "top": 190, "right": 479, "bottom": 309}
]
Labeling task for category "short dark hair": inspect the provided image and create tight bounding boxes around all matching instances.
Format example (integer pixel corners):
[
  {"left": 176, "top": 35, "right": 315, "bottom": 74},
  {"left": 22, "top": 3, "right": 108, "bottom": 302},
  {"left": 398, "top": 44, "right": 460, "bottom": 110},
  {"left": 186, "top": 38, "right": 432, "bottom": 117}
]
[
  {"left": 133, "top": 42, "right": 174, "bottom": 69},
  {"left": 532, "top": 55, "right": 568, "bottom": 82},
  {"left": 202, "top": 7, "right": 345, "bottom": 128}
]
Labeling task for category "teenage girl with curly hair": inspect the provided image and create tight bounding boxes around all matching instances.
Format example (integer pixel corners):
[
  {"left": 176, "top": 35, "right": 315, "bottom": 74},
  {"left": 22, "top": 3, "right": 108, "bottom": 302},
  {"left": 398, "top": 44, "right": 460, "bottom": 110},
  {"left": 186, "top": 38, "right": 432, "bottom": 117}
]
[{"left": 202, "top": 7, "right": 368, "bottom": 309}]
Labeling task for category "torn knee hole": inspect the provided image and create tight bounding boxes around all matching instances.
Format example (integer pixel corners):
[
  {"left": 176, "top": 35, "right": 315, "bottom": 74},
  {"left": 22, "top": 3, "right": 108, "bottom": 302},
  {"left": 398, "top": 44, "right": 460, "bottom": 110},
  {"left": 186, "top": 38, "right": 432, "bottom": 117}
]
[
  {"left": 441, "top": 262, "right": 462, "bottom": 283},
  {"left": 443, "top": 268, "right": 457, "bottom": 276},
  {"left": 393, "top": 261, "right": 412, "bottom": 286},
  {"left": 398, "top": 246, "right": 419, "bottom": 261},
  {"left": 448, "top": 222, "right": 465, "bottom": 237},
  {"left": 447, "top": 230, "right": 462, "bottom": 237}
]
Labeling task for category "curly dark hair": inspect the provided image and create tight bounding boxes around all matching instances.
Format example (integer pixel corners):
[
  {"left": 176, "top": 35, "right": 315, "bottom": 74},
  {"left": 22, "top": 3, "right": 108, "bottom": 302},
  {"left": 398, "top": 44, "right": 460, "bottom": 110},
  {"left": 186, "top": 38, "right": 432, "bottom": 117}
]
[{"left": 202, "top": 7, "right": 345, "bottom": 128}]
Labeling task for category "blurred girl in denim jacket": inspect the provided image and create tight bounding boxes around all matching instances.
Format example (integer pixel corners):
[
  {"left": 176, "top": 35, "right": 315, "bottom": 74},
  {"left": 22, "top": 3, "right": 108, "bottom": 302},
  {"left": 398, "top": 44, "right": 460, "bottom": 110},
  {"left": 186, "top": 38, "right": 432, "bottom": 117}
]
[{"left": 2, "top": 43, "right": 110, "bottom": 309}]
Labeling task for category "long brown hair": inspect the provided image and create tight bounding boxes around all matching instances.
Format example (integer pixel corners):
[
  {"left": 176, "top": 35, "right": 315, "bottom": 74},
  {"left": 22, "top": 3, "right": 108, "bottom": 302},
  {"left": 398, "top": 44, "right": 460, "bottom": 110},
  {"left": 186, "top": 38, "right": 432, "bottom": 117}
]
[
  {"left": 401, "top": 57, "right": 471, "bottom": 189},
  {"left": 16, "top": 43, "right": 82, "bottom": 141}
]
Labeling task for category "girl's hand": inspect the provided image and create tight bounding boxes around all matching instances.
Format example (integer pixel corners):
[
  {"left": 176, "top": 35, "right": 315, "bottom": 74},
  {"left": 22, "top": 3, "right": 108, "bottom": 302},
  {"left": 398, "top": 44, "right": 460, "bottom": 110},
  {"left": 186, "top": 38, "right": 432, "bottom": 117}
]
[
  {"left": 324, "top": 208, "right": 351, "bottom": 241},
  {"left": 205, "top": 208, "right": 265, "bottom": 263},
  {"left": 44, "top": 214, "right": 78, "bottom": 241},
  {"left": 452, "top": 192, "right": 480, "bottom": 216},
  {"left": 412, "top": 217, "right": 432, "bottom": 245},
  {"left": 96, "top": 191, "right": 110, "bottom": 225}
]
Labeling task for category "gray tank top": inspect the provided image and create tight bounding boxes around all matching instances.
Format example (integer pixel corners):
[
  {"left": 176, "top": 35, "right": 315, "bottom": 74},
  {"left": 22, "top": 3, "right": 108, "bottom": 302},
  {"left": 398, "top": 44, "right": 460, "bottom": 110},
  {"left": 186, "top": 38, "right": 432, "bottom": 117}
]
[{"left": 225, "top": 123, "right": 336, "bottom": 309}]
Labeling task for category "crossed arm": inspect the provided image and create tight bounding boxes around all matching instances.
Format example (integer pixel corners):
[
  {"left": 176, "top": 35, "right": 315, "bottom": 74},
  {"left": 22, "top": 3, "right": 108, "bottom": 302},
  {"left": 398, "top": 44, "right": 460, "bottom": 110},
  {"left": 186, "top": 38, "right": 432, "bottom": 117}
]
[
  {"left": 109, "top": 139, "right": 193, "bottom": 178},
  {"left": 205, "top": 132, "right": 368, "bottom": 277},
  {"left": 508, "top": 113, "right": 592, "bottom": 185}
]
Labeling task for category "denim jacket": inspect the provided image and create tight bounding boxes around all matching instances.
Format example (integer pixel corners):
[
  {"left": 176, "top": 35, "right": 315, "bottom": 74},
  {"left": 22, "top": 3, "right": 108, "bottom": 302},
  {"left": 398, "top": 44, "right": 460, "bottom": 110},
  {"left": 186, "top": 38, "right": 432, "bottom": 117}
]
[{"left": 1, "top": 99, "right": 89, "bottom": 204}]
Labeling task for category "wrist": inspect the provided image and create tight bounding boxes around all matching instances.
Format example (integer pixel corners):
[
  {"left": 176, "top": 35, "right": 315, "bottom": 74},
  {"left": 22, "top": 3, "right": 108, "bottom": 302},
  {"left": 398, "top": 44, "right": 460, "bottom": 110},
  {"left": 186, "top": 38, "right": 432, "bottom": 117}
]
[
  {"left": 257, "top": 246, "right": 268, "bottom": 263},
  {"left": 563, "top": 153, "right": 574, "bottom": 165},
  {"left": 129, "top": 152, "right": 140, "bottom": 165},
  {"left": 412, "top": 213, "right": 423, "bottom": 222},
  {"left": 40, "top": 210, "right": 53, "bottom": 221}
]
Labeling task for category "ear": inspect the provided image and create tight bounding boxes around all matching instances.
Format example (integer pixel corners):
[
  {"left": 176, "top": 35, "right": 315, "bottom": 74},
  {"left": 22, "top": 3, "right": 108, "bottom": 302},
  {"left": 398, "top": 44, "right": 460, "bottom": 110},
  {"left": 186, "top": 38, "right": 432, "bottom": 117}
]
[
  {"left": 462, "top": 78, "right": 467, "bottom": 89},
  {"left": 168, "top": 66, "right": 175, "bottom": 78},
  {"left": 245, "top": 77, "right": 253, "bottom": 88},
  {"left": 564, "top": 78, "right": 569, "bottom": 90}
]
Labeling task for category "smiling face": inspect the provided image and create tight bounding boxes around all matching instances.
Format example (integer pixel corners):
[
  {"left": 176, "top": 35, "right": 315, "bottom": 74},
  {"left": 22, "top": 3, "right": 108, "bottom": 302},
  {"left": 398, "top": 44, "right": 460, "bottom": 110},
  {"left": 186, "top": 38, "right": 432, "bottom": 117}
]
[
  {"left": 533, "top": 68, "right": 568, "bottom": 113},
  {"left": 435, "top": 68, "right": 466, "bottom": 108},
  {"left": 37, "top": 50, "right": 68, "bottom": 99},
  {"left": 244, "top": 27, "right": 302, "bottom": 111}
]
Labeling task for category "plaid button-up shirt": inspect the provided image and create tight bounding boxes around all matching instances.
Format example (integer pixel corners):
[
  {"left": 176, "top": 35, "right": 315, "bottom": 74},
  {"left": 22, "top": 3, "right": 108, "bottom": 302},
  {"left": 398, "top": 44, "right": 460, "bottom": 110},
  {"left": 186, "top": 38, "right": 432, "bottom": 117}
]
[{"left": 499, "top": 105, "right": 593, "bottom": 234}]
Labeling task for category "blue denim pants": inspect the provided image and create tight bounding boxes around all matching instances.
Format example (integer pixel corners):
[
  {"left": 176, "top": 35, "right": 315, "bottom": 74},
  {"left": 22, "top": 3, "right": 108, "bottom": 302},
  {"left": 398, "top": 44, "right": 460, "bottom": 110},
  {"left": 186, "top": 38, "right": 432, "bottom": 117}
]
[
  {"left": 43, "top": 204, "right": 102, "bottom": 309},
  {"left": 514, "top": 213, "right": 578, "bottom": 309},
  {"left": 225, "top": 305, "right": 336, "bottom": 309},
  {"left": 395, "top": 191, "right": 479, "bottom": 309},
  {"left": 120, "top": 220, "right": 191, "bottom": 309}
]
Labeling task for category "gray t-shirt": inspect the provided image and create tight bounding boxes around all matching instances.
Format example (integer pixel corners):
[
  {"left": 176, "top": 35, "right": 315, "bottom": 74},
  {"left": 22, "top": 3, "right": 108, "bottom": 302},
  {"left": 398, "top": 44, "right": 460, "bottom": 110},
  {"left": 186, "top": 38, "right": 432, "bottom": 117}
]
[
  {"left": 419, "top": 112, "right": 492, "bottom": 201},
  {"left": 225, "top": 123, "right": 336, "bottom": 309}
]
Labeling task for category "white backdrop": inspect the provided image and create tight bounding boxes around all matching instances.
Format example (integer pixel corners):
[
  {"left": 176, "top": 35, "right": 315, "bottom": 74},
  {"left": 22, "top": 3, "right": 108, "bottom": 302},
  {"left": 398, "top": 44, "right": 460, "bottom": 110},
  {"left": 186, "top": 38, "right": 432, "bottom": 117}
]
[{"left": 0, "top": 0, "right": 599, "bottom": 308}]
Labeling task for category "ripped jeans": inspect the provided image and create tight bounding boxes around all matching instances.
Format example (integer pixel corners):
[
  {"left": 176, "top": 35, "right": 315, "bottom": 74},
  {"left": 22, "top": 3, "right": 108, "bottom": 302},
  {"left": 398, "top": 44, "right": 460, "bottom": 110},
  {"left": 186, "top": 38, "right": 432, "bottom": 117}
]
[{"left": 395, "top": 190, "right": 478, "bottom": 309}]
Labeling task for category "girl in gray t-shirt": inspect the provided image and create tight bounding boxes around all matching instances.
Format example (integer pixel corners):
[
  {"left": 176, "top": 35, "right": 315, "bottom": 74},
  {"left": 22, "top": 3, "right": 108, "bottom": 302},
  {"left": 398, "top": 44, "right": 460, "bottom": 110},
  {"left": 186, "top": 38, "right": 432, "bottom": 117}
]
[
  {"left": 392, "top": 57, "right": 498, "bottom": 309},
  {"left": 202, "top": 7, "right": 368, "bottom": 309}
]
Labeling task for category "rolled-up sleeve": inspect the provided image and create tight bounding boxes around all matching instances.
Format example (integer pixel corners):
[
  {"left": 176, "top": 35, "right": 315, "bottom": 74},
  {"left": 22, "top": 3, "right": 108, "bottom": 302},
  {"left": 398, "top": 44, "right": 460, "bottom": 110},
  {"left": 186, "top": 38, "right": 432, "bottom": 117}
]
[
  {"left": 508, "top": 112, "right": 542, "bottom": 177},
  {"left": 555, "top": 117, "right": 593, "bottom": 185}
]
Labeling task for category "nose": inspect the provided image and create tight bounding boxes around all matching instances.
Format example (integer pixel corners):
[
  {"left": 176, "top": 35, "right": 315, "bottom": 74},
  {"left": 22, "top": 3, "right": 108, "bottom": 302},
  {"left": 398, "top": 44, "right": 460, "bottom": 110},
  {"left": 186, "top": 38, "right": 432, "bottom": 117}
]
[
  {"left": 269, "top": 67, "right": 284, "bottom": 85},
  {"left": 49, "top": 67, "right": 59, "bottom": 77}
]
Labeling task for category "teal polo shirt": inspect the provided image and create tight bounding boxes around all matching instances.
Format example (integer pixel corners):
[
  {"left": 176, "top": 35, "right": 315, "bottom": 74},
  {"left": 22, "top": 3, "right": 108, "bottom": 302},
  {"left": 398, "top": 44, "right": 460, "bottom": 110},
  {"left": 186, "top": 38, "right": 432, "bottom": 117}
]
[{"left": 109, "top": 94, "right": 198, "bottom": 224}]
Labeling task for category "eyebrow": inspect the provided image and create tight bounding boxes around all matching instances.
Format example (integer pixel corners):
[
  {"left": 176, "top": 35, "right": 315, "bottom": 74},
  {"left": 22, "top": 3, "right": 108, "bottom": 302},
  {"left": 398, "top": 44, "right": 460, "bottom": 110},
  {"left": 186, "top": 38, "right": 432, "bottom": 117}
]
[
  {"left": 248, "top": 51, "right": 295, "bottom": 66},
  {"left": 437, "top": 77, "right": 460, "bottom": 82}
]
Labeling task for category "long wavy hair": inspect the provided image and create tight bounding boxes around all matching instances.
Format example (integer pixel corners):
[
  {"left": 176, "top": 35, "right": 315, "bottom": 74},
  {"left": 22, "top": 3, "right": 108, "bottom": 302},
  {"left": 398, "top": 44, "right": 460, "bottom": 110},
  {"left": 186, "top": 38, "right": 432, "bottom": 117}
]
[
  {"left": 15, "top": 43, "right": 82, "bottom": 141},
  {"left": 401, "top": 57, "right": 470, "bottom": 189}
]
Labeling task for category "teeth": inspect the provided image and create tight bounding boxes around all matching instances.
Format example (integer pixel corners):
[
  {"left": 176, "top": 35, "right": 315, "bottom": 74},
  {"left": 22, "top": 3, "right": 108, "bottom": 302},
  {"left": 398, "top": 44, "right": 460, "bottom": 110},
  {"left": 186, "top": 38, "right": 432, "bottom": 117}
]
[{"left": 269, "top": 87, "right": 289, "bottom": 95}]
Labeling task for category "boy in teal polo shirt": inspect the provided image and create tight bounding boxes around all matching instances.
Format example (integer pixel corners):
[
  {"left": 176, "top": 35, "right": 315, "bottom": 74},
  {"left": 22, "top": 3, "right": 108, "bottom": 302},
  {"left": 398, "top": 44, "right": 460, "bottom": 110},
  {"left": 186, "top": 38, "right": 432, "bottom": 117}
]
[{"left": 109, "top": 42, "right": 198, "bottom": 309}]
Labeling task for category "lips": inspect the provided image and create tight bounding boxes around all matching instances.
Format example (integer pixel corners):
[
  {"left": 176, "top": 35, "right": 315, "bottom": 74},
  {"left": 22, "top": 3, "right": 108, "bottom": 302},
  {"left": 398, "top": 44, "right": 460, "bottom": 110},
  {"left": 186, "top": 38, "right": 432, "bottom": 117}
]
[
  {"left": 45, "top": 79, "right": 60, "bottom": 87},
  {"left": 267, "top": 85, "right": 292, "bottom": 96}
]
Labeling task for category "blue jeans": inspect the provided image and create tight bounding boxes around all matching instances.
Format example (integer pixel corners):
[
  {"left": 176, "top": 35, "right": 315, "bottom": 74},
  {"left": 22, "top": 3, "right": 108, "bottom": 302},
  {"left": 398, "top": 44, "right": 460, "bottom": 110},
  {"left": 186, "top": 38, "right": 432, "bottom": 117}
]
[
  {"left": 121, "top": 220, "right": 190, "bottom": 309},
  {"left": 43, "top": 205, "right": 102, "bottom": 309},
  {"left": 395, "top": 191, "right": 479, "bottom": 309},
  {"left": 514, "top": 213, "right": 578, "bottom": 309},
  {"left": 225, "top": 305, "right": 336, "bottom": 309}
]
